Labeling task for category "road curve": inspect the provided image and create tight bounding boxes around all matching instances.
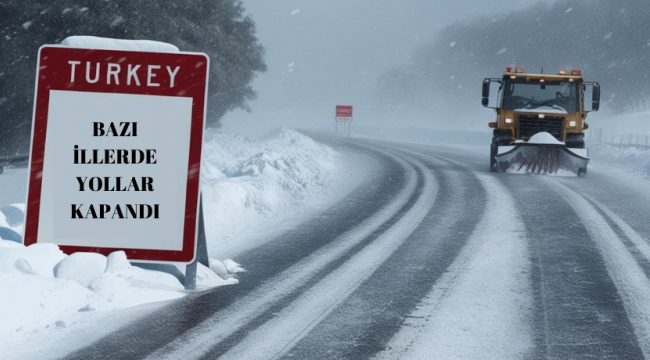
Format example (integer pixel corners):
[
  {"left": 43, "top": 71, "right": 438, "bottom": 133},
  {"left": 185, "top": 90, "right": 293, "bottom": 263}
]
[
  {"left": 61, "top": 134, "right": 650, "bottom": 360},
  {"left": 63, "top": 136, "right": 433, "bottom": 359}
]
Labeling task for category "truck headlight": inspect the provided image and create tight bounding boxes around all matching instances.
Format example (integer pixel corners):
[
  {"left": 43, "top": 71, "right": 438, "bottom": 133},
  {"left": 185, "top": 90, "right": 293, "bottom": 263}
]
[
  {"left": 569, "top": 121, "right": 576, "bottom": 127},
  {"left": 505, "top": 118, "right": 512, "bottom": 124}
]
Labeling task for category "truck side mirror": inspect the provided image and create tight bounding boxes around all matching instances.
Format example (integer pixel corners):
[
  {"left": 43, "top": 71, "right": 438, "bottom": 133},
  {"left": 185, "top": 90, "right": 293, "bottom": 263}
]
[
  {"left": 592, "top": 83, "right": 600, "bottom": 111},
  {"left": 482, "top": 79, "right": 490, "bottom": 107}
]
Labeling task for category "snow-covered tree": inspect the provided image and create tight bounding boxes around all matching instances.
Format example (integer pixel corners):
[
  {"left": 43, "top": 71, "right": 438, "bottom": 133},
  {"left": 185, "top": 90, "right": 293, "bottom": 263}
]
[
  {"left": 374, "top": 0, "right": 650, "bottom": 117},
  {"left": 0, "top": 0, "right": 266, "bottom": 155}
]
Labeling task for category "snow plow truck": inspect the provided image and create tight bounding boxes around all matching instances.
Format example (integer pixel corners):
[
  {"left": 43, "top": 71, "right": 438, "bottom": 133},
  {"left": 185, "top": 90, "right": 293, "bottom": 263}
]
[{"left": 482, "top": 67, "right": 600, "bottom": 176}]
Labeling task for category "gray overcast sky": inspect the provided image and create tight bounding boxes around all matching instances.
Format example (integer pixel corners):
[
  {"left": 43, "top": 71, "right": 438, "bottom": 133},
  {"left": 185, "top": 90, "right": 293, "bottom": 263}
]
[{"left": 223, "top": 0, "right": 555, "bottom": 135}]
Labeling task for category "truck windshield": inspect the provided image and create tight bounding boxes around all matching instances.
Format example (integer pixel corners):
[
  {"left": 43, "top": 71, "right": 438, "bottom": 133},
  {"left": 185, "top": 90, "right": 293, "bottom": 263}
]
[{"left": 502, "top": 80, "right": 579, "bottom": 113}]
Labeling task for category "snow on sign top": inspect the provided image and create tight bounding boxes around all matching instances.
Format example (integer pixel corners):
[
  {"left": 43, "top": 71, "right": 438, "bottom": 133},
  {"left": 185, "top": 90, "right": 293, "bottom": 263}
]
[
  {"left": 24, "top": 44, "right": 210, "bottom": 264},
  {"left": 61, "top": 36, "right": 180, "bottom": 53},
  {"left": 335, "top": 105, "right": 353, "bottom": 122}
]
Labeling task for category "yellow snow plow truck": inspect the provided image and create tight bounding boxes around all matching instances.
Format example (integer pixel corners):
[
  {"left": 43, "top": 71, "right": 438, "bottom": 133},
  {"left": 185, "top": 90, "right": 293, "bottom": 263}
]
[{"left": 482, "top": 67, "right": 600, "bottom": 176}]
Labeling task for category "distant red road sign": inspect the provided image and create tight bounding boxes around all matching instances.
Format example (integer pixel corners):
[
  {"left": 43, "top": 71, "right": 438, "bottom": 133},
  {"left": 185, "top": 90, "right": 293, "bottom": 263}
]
[
  {"left": 24, "top": 45, "right": 209, "bottom": 263},
  {"left": 335, "top": 105, "right": 353, "bottom": 122}
]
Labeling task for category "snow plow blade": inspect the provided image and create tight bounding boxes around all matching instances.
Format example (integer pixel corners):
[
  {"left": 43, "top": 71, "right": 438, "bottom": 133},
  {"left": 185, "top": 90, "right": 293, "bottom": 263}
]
[{"left": 495, "top": 144, "right": 589, "bottom": 177}]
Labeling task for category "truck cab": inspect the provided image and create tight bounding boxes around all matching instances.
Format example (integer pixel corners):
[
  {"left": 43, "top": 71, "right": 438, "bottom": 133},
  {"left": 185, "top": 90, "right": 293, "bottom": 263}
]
[{"left": 482, "top": 67, "right": 600, "bottom": 175}]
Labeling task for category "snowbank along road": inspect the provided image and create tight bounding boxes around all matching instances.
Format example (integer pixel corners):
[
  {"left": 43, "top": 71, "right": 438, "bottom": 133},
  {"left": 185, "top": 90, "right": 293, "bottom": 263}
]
[{"left": 60, "top": 133, "right": 650, "bottom": 360}]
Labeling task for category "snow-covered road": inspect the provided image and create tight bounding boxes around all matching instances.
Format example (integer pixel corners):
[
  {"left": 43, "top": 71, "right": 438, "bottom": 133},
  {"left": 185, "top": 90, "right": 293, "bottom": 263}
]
[{"left": 28, "top": 134, "right": 650, "bottom": 359}]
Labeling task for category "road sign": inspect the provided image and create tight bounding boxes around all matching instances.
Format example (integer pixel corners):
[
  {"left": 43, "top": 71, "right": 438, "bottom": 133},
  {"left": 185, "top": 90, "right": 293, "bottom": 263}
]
[
  {"left": 24, "top": 45, "right": 209, "bottom": 263},
  {"left": 335, "top": 105, "right": 353, "bottom": 122}
]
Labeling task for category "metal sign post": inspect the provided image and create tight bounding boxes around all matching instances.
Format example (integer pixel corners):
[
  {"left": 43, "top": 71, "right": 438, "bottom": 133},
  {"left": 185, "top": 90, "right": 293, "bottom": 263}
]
[{"left": 184, "top": 193, "right": 209, "bottom": 290}]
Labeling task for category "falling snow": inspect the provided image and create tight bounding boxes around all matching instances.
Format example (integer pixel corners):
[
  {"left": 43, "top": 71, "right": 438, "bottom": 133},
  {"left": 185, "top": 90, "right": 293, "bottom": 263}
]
[{"left": 110, "top": 16, "right": 124, "bottom": 27}]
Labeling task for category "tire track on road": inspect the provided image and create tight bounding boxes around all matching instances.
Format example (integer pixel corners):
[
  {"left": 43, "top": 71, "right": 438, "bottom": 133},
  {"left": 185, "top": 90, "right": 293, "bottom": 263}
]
[
  {"left": 275, "top": 146, "right": 488, "bottom": 360},
  {"left": 370, "top": 148, "right": 533, "bottom": 360},
  {"left": 588, "top": 198, "right": 650, "bottom": 281},
  {"left": 544, "top": 178, "right": 650, "bottom": 359},
  {"left": 352, "top": 139, "right": 650, "bottom": 359},
  {"left": 139, "top": 142, "right": 429, "bottom": 360},
  {"left": 209, "top": 150, "right": 438, "bottom": 360},
  {"left": 504, "top": 176, "right": 644, "bottom": 359},
  {"left": 555, "top": 178, "right": 650, "bottom": 282},
  {"left": 64, "top": 140, "right": 420, "bottom": 360}
]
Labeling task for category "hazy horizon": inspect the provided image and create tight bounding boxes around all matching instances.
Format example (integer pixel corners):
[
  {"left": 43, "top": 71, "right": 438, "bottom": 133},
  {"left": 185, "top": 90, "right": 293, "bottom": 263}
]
[{"left": 223, "top": 0, "right": 556, "bottom": 137}]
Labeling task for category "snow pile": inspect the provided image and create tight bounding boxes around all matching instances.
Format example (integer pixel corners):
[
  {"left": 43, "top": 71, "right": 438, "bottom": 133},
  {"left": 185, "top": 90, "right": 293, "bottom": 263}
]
[
  {"left": 0, "top": 203, "right": 24, "bottom": 242},
  {"left": 0, "top": 240, "right": 238, "bottom": 341},
  {"left": 201, "top": 128, "right": 339, "bottom": 254},
  {"left": 54, "top": 253, "right": 108, "bottom": 286},
  {"left": 589, "top": 141, "right": 650, "bottom": 179},
  {"left": 0, "top": 244, "right": 167, "bottom": 338}
]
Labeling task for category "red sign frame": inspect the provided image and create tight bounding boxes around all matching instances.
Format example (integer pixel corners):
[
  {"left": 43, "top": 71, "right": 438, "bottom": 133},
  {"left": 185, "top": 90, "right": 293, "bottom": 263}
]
[
  {"left": 335, "top": 105, "right": 353, "bottom": 122},
  {"left": 24, "top": 45, "right": 209, "bottom": 263}
]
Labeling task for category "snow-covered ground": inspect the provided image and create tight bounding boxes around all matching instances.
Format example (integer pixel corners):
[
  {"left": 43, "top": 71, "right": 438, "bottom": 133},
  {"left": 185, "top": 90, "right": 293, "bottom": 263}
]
[
  {"left": 584, "top": 110, "right": 650, "bottom": 180},
  {"left": 0, "top": 128, "right": 360, "bottom": 358},
  {"left": 589, "top": 110, "right": 650, "bottom": 138},
  {"left": 588, "top": 141, "right": 650, "bottom": 180},
  {"left": 201, "top": 128, "right": 360, "bottom": 258},
  {"left": 0, "top": 238, "right": 242, "bottom": 358}
]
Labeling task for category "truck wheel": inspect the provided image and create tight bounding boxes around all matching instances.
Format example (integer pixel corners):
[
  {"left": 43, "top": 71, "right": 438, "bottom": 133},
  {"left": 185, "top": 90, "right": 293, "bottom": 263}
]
[
  {"left": 490, "top": 134, "right": 511, "bottom": 172},
  {"left": 490, "top": 140, "right": 498, "bottom": 172}
]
